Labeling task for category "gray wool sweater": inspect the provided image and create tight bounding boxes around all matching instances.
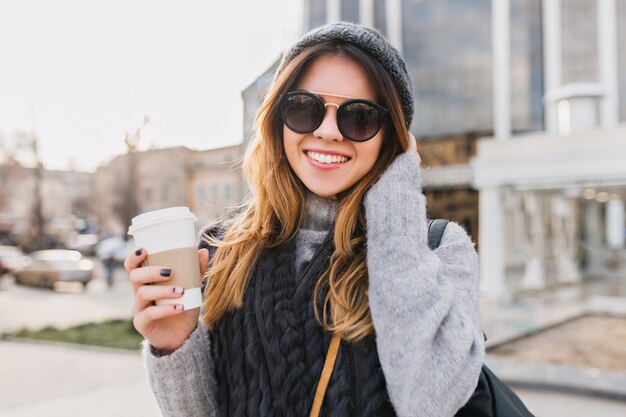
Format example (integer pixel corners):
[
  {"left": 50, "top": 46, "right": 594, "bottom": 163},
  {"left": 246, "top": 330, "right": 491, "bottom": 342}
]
[{"left": 142, "top": 153, "right": 485, "bottom": 417}]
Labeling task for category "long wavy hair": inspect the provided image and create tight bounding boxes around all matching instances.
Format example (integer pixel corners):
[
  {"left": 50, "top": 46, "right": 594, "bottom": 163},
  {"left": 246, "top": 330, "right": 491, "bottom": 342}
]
[{"left": 201, "top": 41, "right": 411, "bottom": 342}]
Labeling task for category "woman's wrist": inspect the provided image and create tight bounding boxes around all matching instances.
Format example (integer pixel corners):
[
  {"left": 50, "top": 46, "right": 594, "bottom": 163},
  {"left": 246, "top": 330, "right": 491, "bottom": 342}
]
[
  {"left": 150, "top": 345, "right": 178, "bottom": 357},
  {"left": 147, "top": 322, "right": 199, "bottom": 357}
]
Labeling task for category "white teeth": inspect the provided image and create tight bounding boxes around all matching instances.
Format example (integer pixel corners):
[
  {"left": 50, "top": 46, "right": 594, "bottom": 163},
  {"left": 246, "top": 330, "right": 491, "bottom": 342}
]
[{"left": 307, "top": 151, "right": 349, "bottom": 164}]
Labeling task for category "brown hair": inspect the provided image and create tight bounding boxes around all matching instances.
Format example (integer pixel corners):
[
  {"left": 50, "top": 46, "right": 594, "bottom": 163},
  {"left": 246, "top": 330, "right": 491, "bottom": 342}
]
[{"left": 201, "top": 41, "right": 411, "bottom": 342}]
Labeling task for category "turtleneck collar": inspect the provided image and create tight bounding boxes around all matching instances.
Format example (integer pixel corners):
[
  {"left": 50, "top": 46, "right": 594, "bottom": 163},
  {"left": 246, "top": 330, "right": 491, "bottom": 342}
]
[{"left": 300, "top": 191, "right": 338, "bottom": 232}]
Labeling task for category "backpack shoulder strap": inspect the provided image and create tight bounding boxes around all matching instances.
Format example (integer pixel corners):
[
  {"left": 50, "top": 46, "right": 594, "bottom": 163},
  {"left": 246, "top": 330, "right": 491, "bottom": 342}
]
[{"left": 427, "top": 218, "right": 449, "bottom": 250}]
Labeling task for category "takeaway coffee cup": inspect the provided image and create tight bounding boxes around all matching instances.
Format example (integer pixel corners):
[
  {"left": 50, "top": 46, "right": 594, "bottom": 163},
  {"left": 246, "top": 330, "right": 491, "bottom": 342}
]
[{"left": 128, "top": 207, "right": 202, "bottom": 310}]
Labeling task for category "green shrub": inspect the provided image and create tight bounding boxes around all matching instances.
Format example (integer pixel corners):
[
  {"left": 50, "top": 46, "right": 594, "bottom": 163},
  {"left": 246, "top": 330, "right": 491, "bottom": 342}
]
[{"left": 9, "top": 319, "right": 144, "bottom": 350}]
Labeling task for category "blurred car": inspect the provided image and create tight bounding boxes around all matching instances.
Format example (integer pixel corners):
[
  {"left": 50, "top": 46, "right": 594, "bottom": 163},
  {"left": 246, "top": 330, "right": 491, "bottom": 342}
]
[
  {"left": 14, "top": 249, "right": 94, "bottom": 289},
  {"left": 96, "top": 236, "right": 134, "bottom": 265},
  {"left": 0, "top": 245, "right": 28, "bottom": 275},
  {"left": 67, "top": 233, "right": 99, "bottom": 256}
]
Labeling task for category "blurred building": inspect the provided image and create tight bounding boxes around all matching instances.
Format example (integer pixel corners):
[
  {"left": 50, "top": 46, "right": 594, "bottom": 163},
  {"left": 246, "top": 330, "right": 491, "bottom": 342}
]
[
  {"left": 417, "top": 134, "right": 481, "bottom": 241},
  {"left": 0, "top": 163, "right": 94, "bottom": 247},
  {"left": 242, "top": 61, "right": 279, "bottom": 150},
  {"left": 94, "top": 145, "right": 242, "bottom": 238},
  {"left": 473, "top": 0, "right": 626, "bottom": 299},
  {"left": 187, "top": 145, "right": 243, "bottom": 225},
  {"left": 239, "top": 60, "right": 280, "bottom": 202},
  {"left": 250, "top": 0, "right": 626, "bottom": 299}
]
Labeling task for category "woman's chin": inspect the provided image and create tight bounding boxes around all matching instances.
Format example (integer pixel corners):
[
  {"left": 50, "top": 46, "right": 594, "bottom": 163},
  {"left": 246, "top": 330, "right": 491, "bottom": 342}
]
[{"left": 304, "top": 184, "right": 341, "bottom": 200}]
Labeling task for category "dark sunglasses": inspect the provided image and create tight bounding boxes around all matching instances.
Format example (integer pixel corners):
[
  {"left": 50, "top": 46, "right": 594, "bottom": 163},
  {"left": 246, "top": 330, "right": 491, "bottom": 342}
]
[{"left": 280, "top": 90, "right": 389, "bottom": 142}]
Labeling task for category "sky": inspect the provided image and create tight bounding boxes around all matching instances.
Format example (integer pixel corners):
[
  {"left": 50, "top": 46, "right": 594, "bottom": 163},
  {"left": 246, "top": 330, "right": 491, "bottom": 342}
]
[{"left": 0, "top": 0, "right": 303, "bottom": 172}]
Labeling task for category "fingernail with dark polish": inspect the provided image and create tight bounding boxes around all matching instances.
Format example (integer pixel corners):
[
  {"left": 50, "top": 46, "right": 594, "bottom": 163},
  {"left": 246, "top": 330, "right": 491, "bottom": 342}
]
[
  {"left": 160, "top": 268, "right": 171, "bottom": 277},
  {"left": 135, "top": 249, "right": 142, "bottom": 256},
  {"left": 173, "top": 287, "right": 184, "bottom": 294},
  {"left": 174, "top": 304, "right": 184, "bottom": 311}
]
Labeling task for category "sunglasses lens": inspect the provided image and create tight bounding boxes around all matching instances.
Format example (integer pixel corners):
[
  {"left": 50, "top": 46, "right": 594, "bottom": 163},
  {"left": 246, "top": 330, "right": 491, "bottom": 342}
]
[
  {"left": 339, "top": 102, "right": 383, "bottom": 141},
  {"left": 282, "top": 93, "right": 323, "bottom": 133}
]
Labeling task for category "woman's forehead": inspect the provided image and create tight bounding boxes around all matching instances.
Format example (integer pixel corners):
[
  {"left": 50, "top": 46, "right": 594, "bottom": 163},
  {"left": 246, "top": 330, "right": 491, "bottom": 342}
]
[{"left": 295, "top": 55, "right": 377, "bottom": 101}]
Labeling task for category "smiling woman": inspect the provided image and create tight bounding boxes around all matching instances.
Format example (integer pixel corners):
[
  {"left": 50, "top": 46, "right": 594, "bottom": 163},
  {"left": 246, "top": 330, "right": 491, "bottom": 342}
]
[{"left": 125, "top": 22, "right": 489, "bottom": 417}]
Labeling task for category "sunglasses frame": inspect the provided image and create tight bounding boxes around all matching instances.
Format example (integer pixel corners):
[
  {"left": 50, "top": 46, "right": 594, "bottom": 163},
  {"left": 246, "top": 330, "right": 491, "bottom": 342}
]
[{"left": 281, "top": 90, "right": 389, "bottom": 142}]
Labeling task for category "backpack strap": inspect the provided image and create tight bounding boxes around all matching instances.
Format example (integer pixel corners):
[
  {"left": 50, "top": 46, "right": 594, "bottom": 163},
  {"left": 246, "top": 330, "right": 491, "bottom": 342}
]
[{"left": 427, "top": 219, "right": 449, "bottom": 250}]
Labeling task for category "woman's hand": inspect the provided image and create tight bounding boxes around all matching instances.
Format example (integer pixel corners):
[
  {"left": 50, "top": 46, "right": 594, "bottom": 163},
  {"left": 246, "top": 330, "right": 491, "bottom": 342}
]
[{"left": 125, "top": 248, "right": 209, "bottom": 353}]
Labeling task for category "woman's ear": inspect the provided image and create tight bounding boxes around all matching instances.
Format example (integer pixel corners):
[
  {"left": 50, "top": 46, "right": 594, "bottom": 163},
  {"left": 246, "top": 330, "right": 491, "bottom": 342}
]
[
  {"left": 406, "top": 131, "right": 421, "bottom": 166},
  {"left": 406, "top": 131, "right": 417, "bottom": 153}
]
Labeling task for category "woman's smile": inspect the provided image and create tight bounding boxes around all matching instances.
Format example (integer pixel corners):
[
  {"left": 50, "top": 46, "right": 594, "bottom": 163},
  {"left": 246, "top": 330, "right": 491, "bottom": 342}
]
[{"left": 304, "top": 149, "right": 352, "bottom": 169}]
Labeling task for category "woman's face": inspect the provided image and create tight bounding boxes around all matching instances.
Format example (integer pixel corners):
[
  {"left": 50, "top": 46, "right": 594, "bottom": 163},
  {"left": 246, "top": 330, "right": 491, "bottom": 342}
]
[{"left": 282, "top": 55, "right": 384, "bottom": 199}]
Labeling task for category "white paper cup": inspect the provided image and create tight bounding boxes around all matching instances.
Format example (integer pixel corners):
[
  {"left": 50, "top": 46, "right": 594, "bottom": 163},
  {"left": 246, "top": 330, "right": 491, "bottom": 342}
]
[{"left": 128, "top": 207, "right": 202, "bottom": 310}]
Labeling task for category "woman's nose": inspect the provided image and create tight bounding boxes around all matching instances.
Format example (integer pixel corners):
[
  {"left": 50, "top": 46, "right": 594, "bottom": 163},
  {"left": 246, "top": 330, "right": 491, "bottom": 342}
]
[{"left": 313, "top": 105, "right": 344, "bottom": 142}]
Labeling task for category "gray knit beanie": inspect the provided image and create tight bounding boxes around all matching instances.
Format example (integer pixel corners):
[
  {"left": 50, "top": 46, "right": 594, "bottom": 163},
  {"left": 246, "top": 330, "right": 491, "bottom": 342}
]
[{"left": 277, "top": 22, "right": 414, "bottom": 128}]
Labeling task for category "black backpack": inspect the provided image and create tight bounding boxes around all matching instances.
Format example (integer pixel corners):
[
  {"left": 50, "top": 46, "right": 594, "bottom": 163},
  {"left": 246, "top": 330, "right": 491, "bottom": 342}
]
[{"left": 428, "top": 219, "right": 535, "bottom": 417}]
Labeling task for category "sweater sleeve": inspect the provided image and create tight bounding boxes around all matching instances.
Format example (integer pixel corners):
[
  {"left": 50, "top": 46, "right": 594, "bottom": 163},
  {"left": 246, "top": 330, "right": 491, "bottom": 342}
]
[
  {"left": 142, "top": 323, "right": 219, "bottom": 417},
  {"left": 364, "top": 153, "right": 485, "bottom": 417}
]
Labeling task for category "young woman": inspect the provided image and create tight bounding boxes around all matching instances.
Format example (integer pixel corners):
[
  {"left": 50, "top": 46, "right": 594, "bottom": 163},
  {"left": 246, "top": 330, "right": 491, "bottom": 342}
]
[{"left": 125, "top": 22, "right": 484, "bottom": 417}]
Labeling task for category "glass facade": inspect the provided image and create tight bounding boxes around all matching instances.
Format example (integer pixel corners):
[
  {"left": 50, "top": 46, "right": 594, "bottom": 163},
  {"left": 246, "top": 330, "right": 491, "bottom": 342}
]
[
  {"left": 341, "top": 0, "right": 359, "bottom": 23},
  {"left": 561, "top": 0, "right": 598, "bottom": 84},
  {"left": 618, "top": 1, "right": 626, "bottom": 122},
  {"left": 303, "top": 1, "right": 620, "bottom": 134},
  {"left": 510, "top": 0, "right": 544, "bottom": 133},
  {"left": 309, "top": 0, "right": 327, "bottom": 29},
  {"left": 374, "top": 0, "right": 387, "bottom": 35},
  {"left": 402, "top": 0, "right": 492, "bottom": 138}
]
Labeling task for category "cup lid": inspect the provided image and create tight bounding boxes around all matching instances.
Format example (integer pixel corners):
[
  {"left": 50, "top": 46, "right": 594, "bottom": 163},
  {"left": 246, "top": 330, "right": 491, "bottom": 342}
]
[{"left": 128, "top": 207, "right": 196, "bottom": 235}]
